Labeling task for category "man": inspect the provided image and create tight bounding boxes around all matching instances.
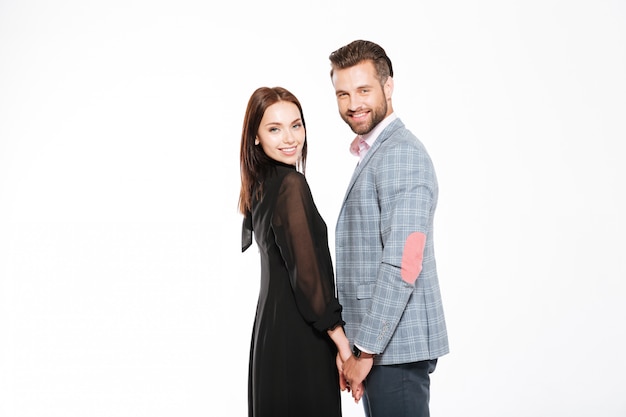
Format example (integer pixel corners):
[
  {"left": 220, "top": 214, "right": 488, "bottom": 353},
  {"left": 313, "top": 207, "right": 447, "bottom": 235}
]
[{"left": 329, "top": 40, "right": 449, "bottom": 417}]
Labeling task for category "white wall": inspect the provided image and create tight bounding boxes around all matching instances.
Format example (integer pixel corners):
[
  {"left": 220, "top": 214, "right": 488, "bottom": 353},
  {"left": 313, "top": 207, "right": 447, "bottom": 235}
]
[{"left": 1, "top": 1, "right": 625, "bottom": 416}]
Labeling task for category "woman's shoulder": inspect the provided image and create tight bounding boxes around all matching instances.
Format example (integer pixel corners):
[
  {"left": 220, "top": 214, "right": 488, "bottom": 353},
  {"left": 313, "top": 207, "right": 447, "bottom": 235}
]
[
  {"left": 278, "top": 166, "right": 305, "bottom": 182},
  {"left": 262, "top": 165, "right": 306, "bottom": 193},
  {"left": 276, "top": 168, "right": 309, "bottom": 194}
]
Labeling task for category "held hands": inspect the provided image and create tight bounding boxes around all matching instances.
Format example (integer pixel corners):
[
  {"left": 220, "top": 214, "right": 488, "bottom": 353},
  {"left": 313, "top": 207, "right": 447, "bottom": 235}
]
[
  {"left": 328, "top": 326, "right": 372, "bottom": 403},
  {"left": 336, "top": 352, "right": 372, "bottom": 403}
]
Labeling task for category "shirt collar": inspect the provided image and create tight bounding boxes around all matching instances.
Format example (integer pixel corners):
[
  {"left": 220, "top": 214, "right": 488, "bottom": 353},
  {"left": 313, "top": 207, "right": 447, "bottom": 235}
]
[
  {"left": 349, "top": 112, "right": 397, "bottom": 159},
  {"left": 359, "top": 112, "right": 397, "bottom": 148}
]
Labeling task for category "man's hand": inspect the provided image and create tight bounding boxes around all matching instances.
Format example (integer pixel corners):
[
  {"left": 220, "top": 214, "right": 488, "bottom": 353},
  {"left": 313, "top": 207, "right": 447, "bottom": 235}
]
[{"left": 342, "top": 355, "right": 373, "bottom": 402}]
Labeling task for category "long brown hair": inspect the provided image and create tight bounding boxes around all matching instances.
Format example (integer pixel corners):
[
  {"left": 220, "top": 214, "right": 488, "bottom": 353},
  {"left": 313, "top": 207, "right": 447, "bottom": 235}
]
[{"left": 238, "top": 86, "right": 308, "bottom": 215}]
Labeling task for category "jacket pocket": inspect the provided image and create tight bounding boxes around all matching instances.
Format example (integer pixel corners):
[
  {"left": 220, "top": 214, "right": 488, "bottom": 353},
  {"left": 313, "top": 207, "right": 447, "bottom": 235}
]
[{"left": 357, "top": 283, "right": 375, "bottom": 299}]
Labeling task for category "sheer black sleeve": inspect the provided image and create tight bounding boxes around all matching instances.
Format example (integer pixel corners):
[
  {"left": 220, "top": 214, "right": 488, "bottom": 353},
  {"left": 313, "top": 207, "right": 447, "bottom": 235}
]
[
  {"left": 241, "top": 212, "right": 253, "bottom": 252},
  {"left": 272, "top": 171, "right": 344, "bottom": 332}
]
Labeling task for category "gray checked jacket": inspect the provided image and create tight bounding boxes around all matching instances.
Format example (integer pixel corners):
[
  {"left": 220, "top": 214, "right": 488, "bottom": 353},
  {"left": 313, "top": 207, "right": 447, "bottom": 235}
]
[{"left": 335, "top": 118, "right": 449, "bottom": 365}]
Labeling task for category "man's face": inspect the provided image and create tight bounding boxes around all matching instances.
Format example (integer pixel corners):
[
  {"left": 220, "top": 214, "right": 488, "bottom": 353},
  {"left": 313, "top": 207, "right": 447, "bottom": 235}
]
[{"left": 331, "top": 60, "right": 393, "bottom": 135}]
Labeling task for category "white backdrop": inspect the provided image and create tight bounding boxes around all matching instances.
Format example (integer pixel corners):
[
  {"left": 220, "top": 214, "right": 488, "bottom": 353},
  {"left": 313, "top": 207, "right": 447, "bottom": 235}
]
[{"left": 1, "top": 1, "right": 625, "bottom": 416}]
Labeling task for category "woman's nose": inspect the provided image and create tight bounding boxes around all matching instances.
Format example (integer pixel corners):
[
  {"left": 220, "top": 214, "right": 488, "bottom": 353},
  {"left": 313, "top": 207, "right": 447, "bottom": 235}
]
[{"left": 283, "top": 131, "right": 296, "bottom": 144}]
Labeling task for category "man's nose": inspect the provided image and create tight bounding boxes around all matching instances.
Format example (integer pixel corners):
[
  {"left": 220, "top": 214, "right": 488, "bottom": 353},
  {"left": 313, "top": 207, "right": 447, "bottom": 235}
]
[{"left": 349, "top": 95, "right": 363, "bottom": 111}]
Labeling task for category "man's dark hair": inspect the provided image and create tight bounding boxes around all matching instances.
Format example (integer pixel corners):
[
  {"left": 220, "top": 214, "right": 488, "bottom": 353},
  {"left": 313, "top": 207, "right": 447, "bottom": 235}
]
[{"left": 329, "top": 40, "right": 394, "bottom": 84}]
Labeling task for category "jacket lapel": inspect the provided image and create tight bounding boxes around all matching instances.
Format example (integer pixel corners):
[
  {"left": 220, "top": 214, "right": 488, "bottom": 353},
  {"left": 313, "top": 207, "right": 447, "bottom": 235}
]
[{"left": 340, "top": 119, "right": 403, "bottom": 206}]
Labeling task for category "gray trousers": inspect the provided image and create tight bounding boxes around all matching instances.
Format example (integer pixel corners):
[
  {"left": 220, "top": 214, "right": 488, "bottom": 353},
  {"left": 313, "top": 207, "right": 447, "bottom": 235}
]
[{"left": 362, "top": 359, "right": 438, "bottom": 417}]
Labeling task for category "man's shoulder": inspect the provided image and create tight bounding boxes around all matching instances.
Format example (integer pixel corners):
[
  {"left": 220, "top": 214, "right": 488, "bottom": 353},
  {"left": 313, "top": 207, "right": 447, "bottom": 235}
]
[
  {"left": 381, "top": 118, "right": 420, "bottom": 143},
  {"left": 383, "top": 129, "right": 427, "bottom": 154}
]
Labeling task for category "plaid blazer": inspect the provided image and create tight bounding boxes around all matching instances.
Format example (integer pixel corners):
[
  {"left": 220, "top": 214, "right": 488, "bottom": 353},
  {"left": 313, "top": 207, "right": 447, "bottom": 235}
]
[{"left": 335, "top": 118, "right": 449, "bottom": 365}]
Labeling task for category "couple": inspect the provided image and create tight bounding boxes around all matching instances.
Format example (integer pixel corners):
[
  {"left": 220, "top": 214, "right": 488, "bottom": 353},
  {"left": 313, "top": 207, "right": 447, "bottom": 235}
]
[{"left": 240, "top": 40, "right": 449, "bottom": 417}]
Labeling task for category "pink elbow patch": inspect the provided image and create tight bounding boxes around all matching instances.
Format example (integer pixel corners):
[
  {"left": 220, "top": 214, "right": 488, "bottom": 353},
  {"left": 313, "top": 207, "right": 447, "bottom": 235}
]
[{"left": 401, "top": 232, "right": 426, "bottom": 284}]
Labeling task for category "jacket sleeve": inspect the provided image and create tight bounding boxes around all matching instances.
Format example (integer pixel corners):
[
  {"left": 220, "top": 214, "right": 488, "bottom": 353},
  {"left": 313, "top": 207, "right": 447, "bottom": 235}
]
[
  {"left": 356, "top": 139, "right": 436, "bottom": 352},
  {"left": 272, "top": 171, "right": 344, "bottom": 332}
]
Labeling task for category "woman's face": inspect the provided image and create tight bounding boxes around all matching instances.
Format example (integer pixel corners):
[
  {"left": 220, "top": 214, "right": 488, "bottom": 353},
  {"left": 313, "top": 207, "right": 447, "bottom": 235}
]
[{"left": 256, "top": 101, "right": 305, "bottom": 165}]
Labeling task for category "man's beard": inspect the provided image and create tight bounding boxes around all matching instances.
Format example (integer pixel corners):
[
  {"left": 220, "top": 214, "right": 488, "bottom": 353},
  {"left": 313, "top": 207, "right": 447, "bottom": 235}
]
[{"left": 343, "top": 100, "right": 388, "bottom": 135}]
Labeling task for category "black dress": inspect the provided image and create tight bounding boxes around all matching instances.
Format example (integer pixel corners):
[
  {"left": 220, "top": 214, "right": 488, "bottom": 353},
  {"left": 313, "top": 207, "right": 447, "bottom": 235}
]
[{"left": 242, "top": 161, "right": 344, "bottom": 417}]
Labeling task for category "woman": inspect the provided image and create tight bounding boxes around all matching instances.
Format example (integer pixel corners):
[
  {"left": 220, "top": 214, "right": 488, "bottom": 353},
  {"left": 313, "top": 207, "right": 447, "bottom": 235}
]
[{"left": 239, "top": 86, "right": 353, "bottom": 416}]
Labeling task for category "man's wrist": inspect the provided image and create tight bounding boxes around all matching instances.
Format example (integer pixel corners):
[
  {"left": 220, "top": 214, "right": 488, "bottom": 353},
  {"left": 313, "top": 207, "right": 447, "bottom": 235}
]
[{"left": 352, "top": 344, "right": 376, "bottom": 359}]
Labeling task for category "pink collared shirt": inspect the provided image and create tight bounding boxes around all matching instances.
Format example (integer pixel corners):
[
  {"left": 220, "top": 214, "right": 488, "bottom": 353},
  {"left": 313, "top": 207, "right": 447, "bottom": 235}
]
[{"left": 349, "top": 113, "right": 398, "bottom": 162}]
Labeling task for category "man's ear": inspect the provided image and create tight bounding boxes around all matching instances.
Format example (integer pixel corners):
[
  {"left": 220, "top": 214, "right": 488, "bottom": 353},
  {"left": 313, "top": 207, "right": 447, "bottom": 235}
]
[{"left": 384, "top": 76, "right": 394, "bottom": 100}]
